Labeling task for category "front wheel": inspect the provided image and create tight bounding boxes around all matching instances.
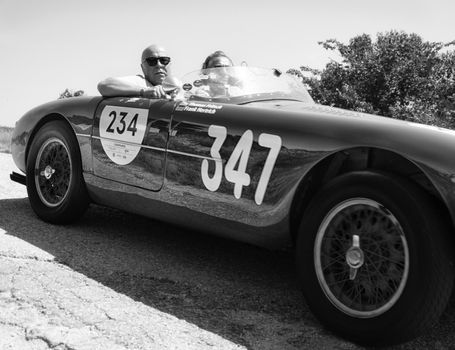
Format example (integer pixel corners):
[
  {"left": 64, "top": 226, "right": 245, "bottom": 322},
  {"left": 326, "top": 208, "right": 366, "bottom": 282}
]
[
  {"left": 26, "top": 120, "right": 89, "bottom": 224},
  {"left": 296, "top": 171, "right": 454, "bottom": 346}
]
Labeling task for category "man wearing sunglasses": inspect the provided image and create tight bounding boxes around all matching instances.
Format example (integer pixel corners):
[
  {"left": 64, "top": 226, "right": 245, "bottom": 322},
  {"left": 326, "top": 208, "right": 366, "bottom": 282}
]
[{"left": 97, "top": 44, "right": 177, "bottom": 99}]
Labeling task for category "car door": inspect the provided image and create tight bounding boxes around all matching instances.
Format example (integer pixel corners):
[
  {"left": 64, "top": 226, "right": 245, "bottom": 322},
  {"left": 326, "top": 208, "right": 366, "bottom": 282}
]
[
  {"left": 92, "top": 97, "right": 175, "bottom": 191},
  {"left": 165, "top": 101, "right": 284, "bottom": 224}
]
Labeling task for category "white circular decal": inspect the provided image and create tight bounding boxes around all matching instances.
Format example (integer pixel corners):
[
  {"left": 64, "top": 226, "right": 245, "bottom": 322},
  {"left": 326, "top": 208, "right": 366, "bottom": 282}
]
[{"left": 99, "top": 106, "right": 149, "bottom": 165}]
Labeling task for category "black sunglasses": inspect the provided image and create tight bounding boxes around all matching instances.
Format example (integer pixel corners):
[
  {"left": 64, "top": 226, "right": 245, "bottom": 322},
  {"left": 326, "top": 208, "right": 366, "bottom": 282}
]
[{"left": 144, "top": 56, "right": 171, "bottom": 66}]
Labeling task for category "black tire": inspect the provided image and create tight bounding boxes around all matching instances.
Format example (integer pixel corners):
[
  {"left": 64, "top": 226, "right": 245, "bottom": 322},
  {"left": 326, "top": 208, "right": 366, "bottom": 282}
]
[
  {"left": 26, "top": 120, "right": 89, "bottom": 224},
  {"left": 296, "top": 171, "right": 454, "bottom": 346}
]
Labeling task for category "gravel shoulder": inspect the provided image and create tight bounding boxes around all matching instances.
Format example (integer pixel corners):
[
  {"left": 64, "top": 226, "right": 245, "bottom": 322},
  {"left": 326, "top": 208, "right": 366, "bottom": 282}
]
[{"left": 1, "top": 153, "right": 455, "bottom": 349}]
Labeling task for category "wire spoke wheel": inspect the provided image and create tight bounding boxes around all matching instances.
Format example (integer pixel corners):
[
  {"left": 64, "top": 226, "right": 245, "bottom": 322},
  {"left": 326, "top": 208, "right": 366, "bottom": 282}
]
[
  {"left": 34, "top": 137, "right": 72, "bottom": 207},
  {"left": 297, "top": 171, "right": 455, "bottom": 345},
  {"left": 315, "top": 198, "right": 409, "bottom": 318}
]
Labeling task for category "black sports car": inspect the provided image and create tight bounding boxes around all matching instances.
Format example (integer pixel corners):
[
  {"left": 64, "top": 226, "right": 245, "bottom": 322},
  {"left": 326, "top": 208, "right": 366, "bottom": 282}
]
[{"left": 10, "top": 66, "right": 455, "bottom": 345}]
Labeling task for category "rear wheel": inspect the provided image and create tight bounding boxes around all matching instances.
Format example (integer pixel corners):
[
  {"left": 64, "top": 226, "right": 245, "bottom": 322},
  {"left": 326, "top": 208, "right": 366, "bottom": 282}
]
[
  {"left": 26, "top": 120, "right": 89, "bottom": 223},
  {"left": 296, "top": 171, "right": 454, "bottom": 346}
]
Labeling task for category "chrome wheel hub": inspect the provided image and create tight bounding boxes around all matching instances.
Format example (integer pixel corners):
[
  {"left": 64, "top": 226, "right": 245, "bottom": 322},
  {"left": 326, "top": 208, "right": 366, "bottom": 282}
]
[
  {"left": 40, "top": 165, "right": 56, "bottom": 180},
  {"left": 346, "top": 235, "right": 364, "bottom": 280}
]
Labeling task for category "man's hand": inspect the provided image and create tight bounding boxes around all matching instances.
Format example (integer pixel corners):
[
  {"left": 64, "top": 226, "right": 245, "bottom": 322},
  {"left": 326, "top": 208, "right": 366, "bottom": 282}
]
[{"left": 141, "top": 86, "right": 169, "bottom": 99}]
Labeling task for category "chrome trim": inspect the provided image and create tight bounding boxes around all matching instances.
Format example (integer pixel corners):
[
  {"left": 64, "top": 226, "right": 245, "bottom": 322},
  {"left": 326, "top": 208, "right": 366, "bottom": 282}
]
[
  {"left": 92, "top": 135, "right": 166, "bottom": 153},
  {"left": 168, "top": 149, "right": 216, "bottom": 161},
  {"left": 91, "top": 135, "right": 218, "bottom": 161}
]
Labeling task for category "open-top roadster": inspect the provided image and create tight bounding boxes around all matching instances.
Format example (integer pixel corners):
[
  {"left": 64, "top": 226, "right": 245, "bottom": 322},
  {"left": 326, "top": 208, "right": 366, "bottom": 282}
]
[{"left": 10, "top": 66, "right": 455, "bottom": 345}]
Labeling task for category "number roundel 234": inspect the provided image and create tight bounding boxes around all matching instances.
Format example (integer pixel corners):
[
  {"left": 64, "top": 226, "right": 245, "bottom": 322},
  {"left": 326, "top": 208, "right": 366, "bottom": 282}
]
[
  {"left": 201, "top": 125, "right": 282, "bottom": 205},
  {"left": 99, "top": 106, "right": 148, "bottom": 165}
]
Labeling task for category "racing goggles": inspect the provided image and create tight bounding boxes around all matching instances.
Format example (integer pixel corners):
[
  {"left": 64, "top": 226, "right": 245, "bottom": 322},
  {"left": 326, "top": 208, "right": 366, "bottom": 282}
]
[{"left": 144, "top": 56, "right": 171, "bottom": 66}]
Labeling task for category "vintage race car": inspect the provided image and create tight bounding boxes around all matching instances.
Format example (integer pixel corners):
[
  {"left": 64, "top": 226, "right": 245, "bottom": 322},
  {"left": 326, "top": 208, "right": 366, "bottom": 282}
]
[{"left": 10, "top": 66, "right": 455, "bottom": 345}]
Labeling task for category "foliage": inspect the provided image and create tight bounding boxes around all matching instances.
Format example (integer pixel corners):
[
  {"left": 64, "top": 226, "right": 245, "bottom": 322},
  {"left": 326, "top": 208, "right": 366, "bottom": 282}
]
[
  {"left": 289, "top": 31, "right": 455, "bottom": 129},
  {"left": 58, "top": 88, "right": 85, "bottom": 99},
  {"left": 0, "top": 127, "right": 13, "bottom": 154}
]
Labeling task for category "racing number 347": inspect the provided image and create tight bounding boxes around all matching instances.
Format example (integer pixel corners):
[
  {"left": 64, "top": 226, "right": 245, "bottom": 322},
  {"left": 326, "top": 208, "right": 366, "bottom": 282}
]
[{"left": 201, "top": 125, "right": 282, "bottom": 205}]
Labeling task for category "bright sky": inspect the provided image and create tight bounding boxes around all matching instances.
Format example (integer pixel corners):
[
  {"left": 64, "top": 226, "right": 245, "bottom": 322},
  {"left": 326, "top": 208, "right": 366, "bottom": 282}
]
[{"left": 1, "top": 0, "right": 454, "bottom": 127}]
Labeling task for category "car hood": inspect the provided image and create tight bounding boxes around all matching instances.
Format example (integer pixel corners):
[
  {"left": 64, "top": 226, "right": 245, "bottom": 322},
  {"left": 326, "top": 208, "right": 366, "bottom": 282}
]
[
  {"left": 244, "top": 99, "right": 455, "bottom": 173},
  {"left": 246, "top": 100, "right": 455, "bottom": 136}
]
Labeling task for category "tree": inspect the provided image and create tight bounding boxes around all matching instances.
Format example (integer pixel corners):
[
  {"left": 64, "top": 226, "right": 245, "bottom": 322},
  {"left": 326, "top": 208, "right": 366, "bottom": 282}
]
[
  {"left": 58, "top": 88, "right": 85, "bottom": 99},
  {"left": 289, "top": 31, "right": 455, "bottom": 128}
]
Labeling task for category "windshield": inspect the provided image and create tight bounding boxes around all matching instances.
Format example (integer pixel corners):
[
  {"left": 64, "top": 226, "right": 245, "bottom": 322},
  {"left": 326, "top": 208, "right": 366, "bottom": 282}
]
[{"left": 180, "top": 66, "right": 314, "bottom": 104}]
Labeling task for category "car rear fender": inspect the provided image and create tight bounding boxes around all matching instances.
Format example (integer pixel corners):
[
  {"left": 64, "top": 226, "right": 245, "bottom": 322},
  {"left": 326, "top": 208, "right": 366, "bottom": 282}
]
[{"left": 289, "top": 146, "right": 453, "bottom": 243}]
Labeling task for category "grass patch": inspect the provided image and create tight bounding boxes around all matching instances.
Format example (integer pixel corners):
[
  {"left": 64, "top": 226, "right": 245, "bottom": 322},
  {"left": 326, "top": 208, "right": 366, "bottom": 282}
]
[{"left": 0, "top": 126, "right": 13, "bottom": 154}]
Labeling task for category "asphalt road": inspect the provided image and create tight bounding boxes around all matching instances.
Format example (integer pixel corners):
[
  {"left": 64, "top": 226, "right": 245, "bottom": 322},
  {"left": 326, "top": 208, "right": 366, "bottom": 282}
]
[{"left": 1, "top": 152, "right": 455, "bottom": 349}]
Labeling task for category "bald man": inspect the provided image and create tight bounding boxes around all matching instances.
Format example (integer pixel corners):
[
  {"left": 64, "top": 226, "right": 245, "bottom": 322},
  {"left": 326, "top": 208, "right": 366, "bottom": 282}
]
[{"left": 97, "top": 45, "right": 178, "bottom": 99}]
